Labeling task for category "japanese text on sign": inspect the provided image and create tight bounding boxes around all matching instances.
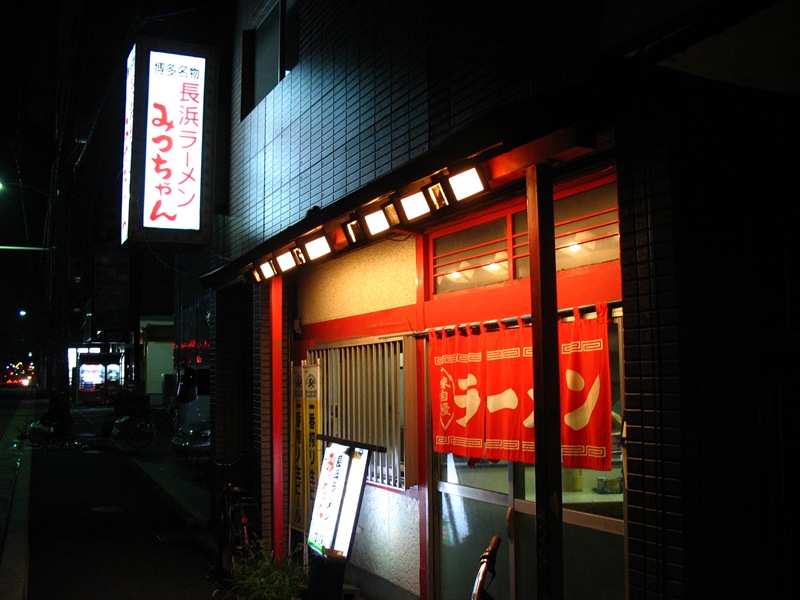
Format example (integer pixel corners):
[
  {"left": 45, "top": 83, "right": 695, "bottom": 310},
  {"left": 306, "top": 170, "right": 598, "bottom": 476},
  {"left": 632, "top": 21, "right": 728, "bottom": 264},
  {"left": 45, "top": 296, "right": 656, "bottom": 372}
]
[
  {"left": 430, "top": 304, "right": 613, "bottom": 470},
  {"left": 143, "top": 51, "right": 205, "bottom": 231}
]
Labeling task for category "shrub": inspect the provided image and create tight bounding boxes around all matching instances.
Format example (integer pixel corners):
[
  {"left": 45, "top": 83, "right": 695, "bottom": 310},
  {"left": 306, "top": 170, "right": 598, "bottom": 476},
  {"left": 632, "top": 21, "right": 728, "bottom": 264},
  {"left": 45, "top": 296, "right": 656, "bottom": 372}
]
[{"left": 223, "top": 540, "right": 307, "bottom": 600}]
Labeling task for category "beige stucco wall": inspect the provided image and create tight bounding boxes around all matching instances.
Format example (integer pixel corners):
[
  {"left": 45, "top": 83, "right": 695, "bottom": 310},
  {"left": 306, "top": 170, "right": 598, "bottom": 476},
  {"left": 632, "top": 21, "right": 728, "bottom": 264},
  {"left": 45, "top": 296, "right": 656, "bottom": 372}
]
[
  {"left": 298, "top": 236, "right": 420, "bottom": 595},
  {"left": 351, "top": 485, "right": 421, "bottom": 596},
  {"left": 298, "top": 236, "right": 417, "bottom": 324}
]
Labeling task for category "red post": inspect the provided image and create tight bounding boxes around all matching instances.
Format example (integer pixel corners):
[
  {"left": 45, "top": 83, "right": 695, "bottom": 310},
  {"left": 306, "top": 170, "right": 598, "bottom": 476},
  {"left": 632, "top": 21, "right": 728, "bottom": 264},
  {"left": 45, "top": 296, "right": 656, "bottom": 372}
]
[{"left": 271, "top": 275, "right": 285, "bottom": 557}]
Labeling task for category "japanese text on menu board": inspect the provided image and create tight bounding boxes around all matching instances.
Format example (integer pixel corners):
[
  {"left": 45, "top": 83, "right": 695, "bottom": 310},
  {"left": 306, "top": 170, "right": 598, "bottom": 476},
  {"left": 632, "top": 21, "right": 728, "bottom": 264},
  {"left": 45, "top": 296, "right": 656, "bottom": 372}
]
[
  {"left": 308, "top": 443, "right": 350, "bottom": 555},
  {"left": 143, "top": 51, "right": 205, "bottom": 231},
  {"left": 307, "top": 442, "right": 370, "bottom": 559}
]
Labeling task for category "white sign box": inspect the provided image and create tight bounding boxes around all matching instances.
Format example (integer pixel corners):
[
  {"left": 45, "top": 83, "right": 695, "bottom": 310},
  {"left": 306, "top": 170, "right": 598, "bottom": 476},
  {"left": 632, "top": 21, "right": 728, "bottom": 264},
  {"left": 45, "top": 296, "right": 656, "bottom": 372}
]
[{"left": 308, "top": 442, "right": 371, "bottom": 559}]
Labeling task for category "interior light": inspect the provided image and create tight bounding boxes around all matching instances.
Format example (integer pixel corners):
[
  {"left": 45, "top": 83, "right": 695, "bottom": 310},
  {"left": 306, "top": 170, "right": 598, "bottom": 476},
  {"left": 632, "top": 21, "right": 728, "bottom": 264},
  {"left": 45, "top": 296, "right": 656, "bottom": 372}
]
[
  {"left": 448, "top": 167, "right": 486, "bottom": 201},
  {"left": 303, "top": 235, "right": 332, "bottom": 260},
  {"left": 250, "top": 268, "right": 263, "bottom": 283},
  {"left": 569, "top": 243, "right": 582, "bottom": 253},
  {"left": 447, "top": 261, "right": 474, "bottom": 282},
  {"left": 483, "top": 251, "right": 508, "bottom": 272},
  {"left": 397, "top": 191, "right": 431, "bottom": 221},
  {"left": 276, "top": 250, "right": 297, "bottom": 272},
  {"left": 459, "top": 261, "right": 475, "bottom": 280}
]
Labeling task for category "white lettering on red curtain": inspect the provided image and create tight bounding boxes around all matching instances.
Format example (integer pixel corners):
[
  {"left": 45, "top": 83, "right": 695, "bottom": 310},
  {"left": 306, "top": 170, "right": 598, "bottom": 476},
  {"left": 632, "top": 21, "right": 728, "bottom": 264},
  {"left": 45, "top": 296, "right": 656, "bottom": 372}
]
[
  {"left": 429, "top": 303, "right": 613, "bottom": 470},
  {"left": 558, "top": 303, "right": 612, "bottom": 471},
  {"left": 483, "top": 322, "right": 535, "bottom": 462},
  {"left": 430, "top": 327, "right": 485, "bottom": 458}
]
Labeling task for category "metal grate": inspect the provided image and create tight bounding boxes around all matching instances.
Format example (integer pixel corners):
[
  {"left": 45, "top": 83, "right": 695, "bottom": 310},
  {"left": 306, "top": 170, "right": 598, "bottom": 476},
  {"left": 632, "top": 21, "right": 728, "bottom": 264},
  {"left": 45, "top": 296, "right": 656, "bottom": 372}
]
[{"left": 307, "top": 337, "right": 407, "bottom": 489}]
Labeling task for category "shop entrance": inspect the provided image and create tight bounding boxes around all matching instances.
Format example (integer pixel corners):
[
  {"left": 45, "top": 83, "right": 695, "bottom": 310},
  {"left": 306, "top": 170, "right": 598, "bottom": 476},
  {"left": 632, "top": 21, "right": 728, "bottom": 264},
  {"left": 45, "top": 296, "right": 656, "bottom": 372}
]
[{"left": 432, "top": 313, "right": 625, "bottom": 599}]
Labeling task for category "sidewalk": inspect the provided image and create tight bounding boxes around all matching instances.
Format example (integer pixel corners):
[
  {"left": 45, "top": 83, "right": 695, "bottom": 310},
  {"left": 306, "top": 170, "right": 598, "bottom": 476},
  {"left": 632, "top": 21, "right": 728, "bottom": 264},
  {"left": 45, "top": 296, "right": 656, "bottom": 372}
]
[
  {"left": 70, "top": 404, "right": 215, "bottom": 540},
  {"left": 0, "top": 396, "right": 215, "bottom": 600}
]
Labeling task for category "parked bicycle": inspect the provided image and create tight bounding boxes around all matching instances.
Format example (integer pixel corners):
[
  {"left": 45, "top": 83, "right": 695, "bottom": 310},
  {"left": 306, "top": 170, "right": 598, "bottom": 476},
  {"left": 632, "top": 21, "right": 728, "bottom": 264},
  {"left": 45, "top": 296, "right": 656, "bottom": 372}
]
[
  {"left": 219, "top": 481, "right": 259, "bottom": 570},
  {"left": 110, "top": 389, "right": 176, "bottom": 451},
  {"left": 471, "top": 535, "right": 501, "bottom": 600},
  {"left": 211, "top": 458, "right": 259, "bottom": 576},
  {"left": 24, "top": 389, "right": 74, "bottom": 445}
]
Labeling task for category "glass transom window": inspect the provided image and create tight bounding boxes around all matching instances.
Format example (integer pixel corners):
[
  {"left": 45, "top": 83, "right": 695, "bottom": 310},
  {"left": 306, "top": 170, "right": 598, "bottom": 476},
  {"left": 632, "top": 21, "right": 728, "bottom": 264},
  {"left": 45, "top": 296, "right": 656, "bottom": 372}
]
[{"left": 431, "top": 171, "right": 618, "bottom": 294}]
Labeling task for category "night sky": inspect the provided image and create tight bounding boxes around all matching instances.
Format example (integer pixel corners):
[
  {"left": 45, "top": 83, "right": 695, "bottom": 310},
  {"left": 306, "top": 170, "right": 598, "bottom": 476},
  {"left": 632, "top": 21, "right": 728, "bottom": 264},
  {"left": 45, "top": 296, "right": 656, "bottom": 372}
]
[{"left": 1, "top": 1, "right": 229, "bottom": 365}]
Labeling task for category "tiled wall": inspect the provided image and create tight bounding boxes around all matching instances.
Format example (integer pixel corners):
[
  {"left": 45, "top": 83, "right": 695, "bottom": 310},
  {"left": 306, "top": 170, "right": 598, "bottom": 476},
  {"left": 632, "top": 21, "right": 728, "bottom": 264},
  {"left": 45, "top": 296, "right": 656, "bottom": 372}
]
[
  {"left": 617, "top": 93, "right": 683, "bottom": 598},
  {"left": 220, "top": 1, "right": 606, "bottom": 266},
  {"left": 615, "top": 70, "right": 791, "bottom": 598},
  {"left": 221, "top": 0, "right": 430, "bottom": 265}
]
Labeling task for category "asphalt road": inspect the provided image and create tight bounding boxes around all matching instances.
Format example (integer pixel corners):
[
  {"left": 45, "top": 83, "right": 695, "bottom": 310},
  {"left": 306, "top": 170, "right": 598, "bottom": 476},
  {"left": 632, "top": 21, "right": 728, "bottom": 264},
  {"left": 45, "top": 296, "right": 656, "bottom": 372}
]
[{"left": 24, "top": 397, "right": 221, "bottom": 600}]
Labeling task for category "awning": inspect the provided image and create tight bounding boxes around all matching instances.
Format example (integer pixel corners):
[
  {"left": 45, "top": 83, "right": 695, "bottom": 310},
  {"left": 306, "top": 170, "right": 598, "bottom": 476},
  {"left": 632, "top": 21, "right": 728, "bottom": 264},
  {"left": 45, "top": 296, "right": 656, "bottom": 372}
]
[{"left": 200, "top": 87, "right": 605, "bottom": 289}]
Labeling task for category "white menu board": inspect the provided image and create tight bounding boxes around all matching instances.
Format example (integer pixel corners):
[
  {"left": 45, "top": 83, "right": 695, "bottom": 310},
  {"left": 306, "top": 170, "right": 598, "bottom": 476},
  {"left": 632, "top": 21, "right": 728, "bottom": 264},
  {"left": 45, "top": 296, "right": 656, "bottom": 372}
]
[{"left": 307, "top": 442, "right": 371, "bottom": 559}]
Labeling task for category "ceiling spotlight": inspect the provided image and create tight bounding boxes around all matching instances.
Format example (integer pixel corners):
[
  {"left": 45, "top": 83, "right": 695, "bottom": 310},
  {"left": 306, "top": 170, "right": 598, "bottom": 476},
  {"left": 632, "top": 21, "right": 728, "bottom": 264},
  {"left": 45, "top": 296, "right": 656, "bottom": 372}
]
[
  {"left": 396, "top": 191, "right": 431, "bottom": 222},
  {"left": 258, "top": 258, "right": 277, "bottom": 279},
  {"left": 302, "top": 233, "right": 333, "bottom": 260},
  {"left": 448, "top": 167, "right": 486, "bottom": 201},
  {"left": 276, "top": 249, "right": 298, "bottom": 272},
  {"left": 362, "top": 202, "right": 399, "bottom": 237}
]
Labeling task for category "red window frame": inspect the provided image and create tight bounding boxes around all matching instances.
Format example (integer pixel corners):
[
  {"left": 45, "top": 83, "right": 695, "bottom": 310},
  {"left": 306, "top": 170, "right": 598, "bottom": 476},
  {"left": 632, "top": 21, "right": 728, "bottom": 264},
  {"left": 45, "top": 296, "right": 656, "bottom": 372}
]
[{"left": 426, "top": 166, "right": 618, "bottom": 302}]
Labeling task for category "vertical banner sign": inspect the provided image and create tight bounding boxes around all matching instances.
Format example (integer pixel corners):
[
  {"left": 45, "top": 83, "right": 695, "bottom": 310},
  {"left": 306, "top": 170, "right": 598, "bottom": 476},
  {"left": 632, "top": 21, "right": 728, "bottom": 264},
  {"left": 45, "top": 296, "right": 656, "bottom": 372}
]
[
  {"left": 289, "top": 365, "right": 305, "bottom": 532},
  {"left": 304, "top": 364, "right": 321, "bottom": 527},
  {"left": 143, "top": 51, "right": 205, "bottom": 231},
  {"left": 558, "top": 303, "right": 612, "bottom": 471},
  {"left": 120, "top": 45, "right": 136, "bottom": 244}
]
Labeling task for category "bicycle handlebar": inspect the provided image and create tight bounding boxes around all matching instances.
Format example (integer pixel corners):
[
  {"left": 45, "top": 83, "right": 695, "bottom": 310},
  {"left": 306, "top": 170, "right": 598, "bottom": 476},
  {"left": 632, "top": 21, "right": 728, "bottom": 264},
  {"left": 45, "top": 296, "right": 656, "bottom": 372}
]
[
  {"left": 471, "top": 535, "right": 502, "bottom": 600},
  {"left": 481, "top": 535, "right": 501, "bottom": 565}
]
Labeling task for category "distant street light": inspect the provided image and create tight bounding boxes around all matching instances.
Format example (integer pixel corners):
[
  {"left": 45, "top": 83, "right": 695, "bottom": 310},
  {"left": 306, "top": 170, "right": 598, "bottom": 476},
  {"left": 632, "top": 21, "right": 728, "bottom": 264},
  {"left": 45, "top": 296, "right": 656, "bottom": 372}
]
[{"left": 0, "top": 181, "right": 48, "bottom": 195}]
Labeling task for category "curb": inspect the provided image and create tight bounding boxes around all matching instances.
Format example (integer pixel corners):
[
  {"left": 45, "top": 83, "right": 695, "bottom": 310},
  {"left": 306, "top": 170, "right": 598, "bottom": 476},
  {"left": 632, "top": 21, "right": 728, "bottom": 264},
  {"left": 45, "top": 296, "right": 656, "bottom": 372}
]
[{"left": 0, "top": 399, "right": 36, "bottom": 600}]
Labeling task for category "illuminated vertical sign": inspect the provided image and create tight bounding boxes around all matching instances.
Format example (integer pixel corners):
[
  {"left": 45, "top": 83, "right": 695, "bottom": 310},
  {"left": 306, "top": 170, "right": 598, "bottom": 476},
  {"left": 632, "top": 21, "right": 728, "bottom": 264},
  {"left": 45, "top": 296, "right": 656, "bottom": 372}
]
[
  {"left": 307, "top": 441, "right": 372, "bottom": 560},
  {"left": 290, "top": 366, "right": 306, "bottom": 532},
  {"left": 142, "top": 50, "right": 206, "bottom": 231},
  {"left": 120, "top": 45, "right": 136, "bottom": 244},
  {"left": 304, "top": 365, "right": 321, "bottom": 529},
  {"left": 308, "top": 443, "right": 351, "bottom": 556}
]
